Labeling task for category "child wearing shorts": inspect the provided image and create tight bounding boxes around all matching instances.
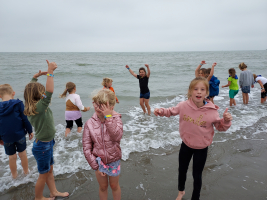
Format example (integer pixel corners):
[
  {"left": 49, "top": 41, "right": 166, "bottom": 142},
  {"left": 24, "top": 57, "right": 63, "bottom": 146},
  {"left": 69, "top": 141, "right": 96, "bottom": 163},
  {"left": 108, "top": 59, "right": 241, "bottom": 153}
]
[
  {"left": 0, "top": 84, "right": 33, "bottom": 179},
  {"left": 222, "top": 68, "right": 239, "bottom": 106},
  {"left": 239, "top": 62, "right": 254, "bottom": 104}
]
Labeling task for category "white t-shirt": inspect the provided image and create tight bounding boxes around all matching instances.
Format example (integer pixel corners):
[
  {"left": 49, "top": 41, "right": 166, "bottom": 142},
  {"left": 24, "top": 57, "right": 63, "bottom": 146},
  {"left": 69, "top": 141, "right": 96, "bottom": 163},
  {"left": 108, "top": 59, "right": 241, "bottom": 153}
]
[{"left": 255, "top": 77, "right": 267, "bottom": 85}]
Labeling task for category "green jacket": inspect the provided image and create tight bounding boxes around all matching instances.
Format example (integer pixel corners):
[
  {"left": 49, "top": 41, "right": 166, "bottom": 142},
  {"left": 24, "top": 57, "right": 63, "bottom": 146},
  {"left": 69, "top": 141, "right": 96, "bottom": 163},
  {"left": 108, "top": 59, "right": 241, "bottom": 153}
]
[{"left": 27, "top": 78, "right": 56, "bottom": 141}]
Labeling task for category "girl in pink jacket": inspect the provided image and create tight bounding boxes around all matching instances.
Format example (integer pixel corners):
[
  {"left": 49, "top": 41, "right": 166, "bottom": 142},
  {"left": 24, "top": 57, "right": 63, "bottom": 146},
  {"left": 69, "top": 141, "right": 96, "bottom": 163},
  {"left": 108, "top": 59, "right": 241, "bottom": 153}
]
[
  {"left": 83, "top": 89, "right": 123, "bottom": 200},
  {"left": 154, "top": 77, "right": 232, "bottom": 200}
]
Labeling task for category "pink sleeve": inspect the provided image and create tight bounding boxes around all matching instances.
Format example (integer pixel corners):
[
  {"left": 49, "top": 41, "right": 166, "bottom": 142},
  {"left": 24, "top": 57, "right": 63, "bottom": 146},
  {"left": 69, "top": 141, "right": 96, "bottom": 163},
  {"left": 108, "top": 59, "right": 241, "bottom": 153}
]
[
  {"left": 82, "top": 123, "right": 98, "bottom": 170},
  {"left": 158, "top": 103, "right": 181, "bottom": 117},
  {"left": 75, "top": 95, "right": 85, "bottom": 111},
  {"left": 213, "top": 112, "right": 232, "bottom": 131},
  {"left": 105, "top": 115, "right": 123, "bottom": 142}
]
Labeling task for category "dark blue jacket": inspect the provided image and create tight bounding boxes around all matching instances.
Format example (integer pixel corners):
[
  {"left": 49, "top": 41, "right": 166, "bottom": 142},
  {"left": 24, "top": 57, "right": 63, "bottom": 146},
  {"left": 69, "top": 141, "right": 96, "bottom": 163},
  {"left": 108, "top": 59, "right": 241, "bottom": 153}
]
[
  {"left": 0, "top": 99, "right": 32, "bottom": 143},
  {"left": 209, "top": 75, "right": 220, "bottom": 96}
]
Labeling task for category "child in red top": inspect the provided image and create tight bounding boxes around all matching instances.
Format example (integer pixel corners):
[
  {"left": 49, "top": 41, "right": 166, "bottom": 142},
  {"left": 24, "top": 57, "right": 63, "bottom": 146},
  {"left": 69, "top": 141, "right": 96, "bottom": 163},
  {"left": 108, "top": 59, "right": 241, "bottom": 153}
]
[{"left": 102, "top": 78, "right": 119, "bottom": 103}]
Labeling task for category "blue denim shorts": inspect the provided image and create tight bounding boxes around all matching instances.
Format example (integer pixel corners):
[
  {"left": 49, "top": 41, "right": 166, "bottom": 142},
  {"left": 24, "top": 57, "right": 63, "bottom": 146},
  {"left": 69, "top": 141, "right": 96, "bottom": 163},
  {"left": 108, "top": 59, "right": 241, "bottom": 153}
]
[
  {"left": 140, "top": 91, "right": 150, "bottom": 99},
  {"left": 32, "top": 139, "right": 55, "bottom": 174},
  {"left": 241, "top": 86, "right": 250, "bottom": 93},
  {"left": 4, "top": 136, "right": 27, "bottom": 156}
]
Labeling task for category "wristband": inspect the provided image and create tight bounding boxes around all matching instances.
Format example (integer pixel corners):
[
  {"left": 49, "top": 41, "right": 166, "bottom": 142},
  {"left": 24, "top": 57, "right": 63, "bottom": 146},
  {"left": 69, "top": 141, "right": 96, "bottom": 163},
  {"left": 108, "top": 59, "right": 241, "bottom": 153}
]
[
  {"left": 200, "top": 63, "right": 203, "bottom": 66},
  {"left": 104, "top": 115, "right": 112, "bottom": 118},
  {"left": 47, "top": 73, "right": 54, "bottom": 77},
  {"left": 127, "top": 68, "right": 130, "bottom": 70},
  {"left": 261, "top": 88, "right": 264, "bottom": 90}
]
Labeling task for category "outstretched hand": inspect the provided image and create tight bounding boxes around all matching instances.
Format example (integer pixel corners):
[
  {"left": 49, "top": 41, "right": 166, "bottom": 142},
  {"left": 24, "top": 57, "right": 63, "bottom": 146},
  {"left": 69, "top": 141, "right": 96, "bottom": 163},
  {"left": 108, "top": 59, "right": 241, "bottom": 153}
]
[
  {"left": 154, "top": 108, "right": 162, "bottom": 116},
  {"left": 33, "top": 70, "right": 48, "bottom": 79},
  {"left": 223, "top": 108, "right": 232, "bottom": 122},
  {"left": 201, "top": 61, "right": 206, "bottom": 65},
  {"left": 46, "top": 60, "right": 57, "bottom": 72},
  {"left": 145, "top": 64, "right": 149, "bottom": 68},
  {"left": 125, "top": 65, "right": 129, "bottom": 69},
  {"left": 212, "top": 62, "right": 217, "bottom": 67}
]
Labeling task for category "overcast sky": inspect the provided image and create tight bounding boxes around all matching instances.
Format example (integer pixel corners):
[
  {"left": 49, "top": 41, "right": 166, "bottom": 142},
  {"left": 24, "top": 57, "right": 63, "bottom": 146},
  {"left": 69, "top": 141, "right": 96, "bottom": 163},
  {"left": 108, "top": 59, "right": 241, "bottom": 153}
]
[{"left": 0, "top": 0, "right": 266, "bottom": 52}]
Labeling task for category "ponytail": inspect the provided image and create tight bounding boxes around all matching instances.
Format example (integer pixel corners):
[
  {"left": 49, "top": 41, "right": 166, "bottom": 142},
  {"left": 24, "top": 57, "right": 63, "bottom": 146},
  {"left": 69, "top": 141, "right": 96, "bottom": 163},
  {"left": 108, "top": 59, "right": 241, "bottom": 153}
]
[
  {"left": 59, "top": 88, "right": 68, "bottom": 98},
  {"left": 59, "top": 82, "right": 76, "bottom": 98}
]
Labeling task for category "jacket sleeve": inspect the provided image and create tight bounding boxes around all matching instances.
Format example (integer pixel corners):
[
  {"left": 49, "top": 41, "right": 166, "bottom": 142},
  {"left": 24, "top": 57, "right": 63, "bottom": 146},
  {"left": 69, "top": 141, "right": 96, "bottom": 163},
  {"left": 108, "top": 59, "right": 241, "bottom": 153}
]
[
  {"left": 75, "top": 95, "right": 86, "bottom": 111},
  {"left": 158, "top": 103, "right": 181, "bottom": 117},
  {"left": 213, "top": 112, "right": 231, "bottom": 132},
  {"left": 82, "top": 123, "right": 98, "bottom": 170},
  {"left": 19, "top": 102, "right": 33, "bottom": 134},
  {"left": 105, "top": 115, "right": 123, "bottom": 142}
]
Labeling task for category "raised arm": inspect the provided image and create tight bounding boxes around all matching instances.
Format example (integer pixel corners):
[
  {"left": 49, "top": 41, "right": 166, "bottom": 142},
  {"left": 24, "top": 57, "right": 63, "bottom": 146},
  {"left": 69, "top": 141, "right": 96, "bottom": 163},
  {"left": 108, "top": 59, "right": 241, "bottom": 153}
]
[
  {"left": 207, "top": 63, "right": 216, "bottom": 82},
  {"left": 125, "top": 65, "right": 137, "bottom": 78},
  {"left": 46, "top": 60, "right": 57, "bottom": 93},
  {"left": 195, "top": 61, "right": 206, "bottom": 77},
  {"left": 145, "top": 64, "right": 150, "bottom": 78}
]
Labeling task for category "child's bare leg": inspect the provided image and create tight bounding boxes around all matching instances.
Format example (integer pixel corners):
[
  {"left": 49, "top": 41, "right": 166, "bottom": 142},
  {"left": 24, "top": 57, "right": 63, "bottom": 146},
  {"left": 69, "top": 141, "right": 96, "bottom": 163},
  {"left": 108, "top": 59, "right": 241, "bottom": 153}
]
[
  {"left": 139, "top": 98, "right": 147, "bottom": 114},
  {"left": 18, "top": 150, "right": 29, "bottom": 174},
  {"left": 77, "top": 127, "right": 82, "bottom": 133},
  {"left": 95, "top": 171, "right": 108, "bottom": 200},
  {"left": 242, "top": 93, "right": 246, "bottom": 104},
  {"left": 210, "top": 97, "right": 214, "bottom": 104},
  {"left": 35, "top": 172, "right": 50, "bottom": 200},
  {"left": 176, "top": 191, "right": 185, "bottom": 200},
  {"left": 47, "top": 166, "right": 69, "bottom": 198},
  {"left": 9, "top": 154, "right": 18, "bottom": 179},
  {"left": 109, "top": 175, "right": 121, "bottom": 200},
  {"left": 230, "top": 99, "right": 233, "bottom": 106},
  {"left": 65, "top": 128, "right": 71, "bottom": 137},
  {"left": 246, "top": 93, "right": 249, "bottom": 104},
  {"left": 264, "top": 97, "right": 267, "bottom": 102},
  {"left": 233, "top": 98, "right": 236, "bottom": 106},
  {"left": 144, "top": 99, "right": 151, "bottom": 115}
]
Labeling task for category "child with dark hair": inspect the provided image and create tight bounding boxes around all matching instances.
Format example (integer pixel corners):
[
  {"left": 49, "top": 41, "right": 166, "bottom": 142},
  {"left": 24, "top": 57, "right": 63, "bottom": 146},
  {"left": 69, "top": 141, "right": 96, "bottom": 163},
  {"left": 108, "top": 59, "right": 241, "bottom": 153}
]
[
  {"left": 253, "top": 74, "right": 267, "bottom": 103},
  {"left": 222, "top": 68, "right": 239, "bottom": 106},
  {"left": 205, "top": 68, "right": 220, "bottom": 104}
]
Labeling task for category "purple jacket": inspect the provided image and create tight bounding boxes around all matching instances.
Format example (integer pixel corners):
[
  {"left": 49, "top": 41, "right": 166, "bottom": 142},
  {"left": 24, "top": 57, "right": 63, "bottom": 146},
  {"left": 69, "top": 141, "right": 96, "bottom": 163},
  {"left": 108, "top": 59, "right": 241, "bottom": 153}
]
[{"left": 82, "top": 112, "right": 123, "bottom": 170}]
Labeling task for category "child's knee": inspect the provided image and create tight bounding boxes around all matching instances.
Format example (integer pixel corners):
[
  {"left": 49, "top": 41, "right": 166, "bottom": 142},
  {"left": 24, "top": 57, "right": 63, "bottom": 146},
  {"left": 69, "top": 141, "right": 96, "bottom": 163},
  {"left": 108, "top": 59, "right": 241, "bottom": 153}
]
[
  {"left": 9, "top": 153, "right": 17, "bottom": 160},
  {"left": 18, "top": 150, "right": 27, "bottom": 158},
  {"left": 99, "top": 184, "right": 108, "bottom": 192},
  {"left": 109, "top": 182, "right": 119, "bottom": 191}
]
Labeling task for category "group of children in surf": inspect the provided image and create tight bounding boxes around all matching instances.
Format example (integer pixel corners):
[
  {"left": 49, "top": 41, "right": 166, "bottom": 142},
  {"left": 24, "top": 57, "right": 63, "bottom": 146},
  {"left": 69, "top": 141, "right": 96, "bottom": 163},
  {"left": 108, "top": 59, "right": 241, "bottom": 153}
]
[{"left": 0, "top": 59, "right": 266, "bottom": 200}]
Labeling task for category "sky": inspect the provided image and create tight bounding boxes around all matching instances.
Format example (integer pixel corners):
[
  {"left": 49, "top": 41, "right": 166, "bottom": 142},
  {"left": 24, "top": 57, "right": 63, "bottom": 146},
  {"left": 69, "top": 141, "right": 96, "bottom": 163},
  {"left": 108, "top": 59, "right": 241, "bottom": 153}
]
[{"left": 0, "top": 0, "right": 267, "bottom": 52}]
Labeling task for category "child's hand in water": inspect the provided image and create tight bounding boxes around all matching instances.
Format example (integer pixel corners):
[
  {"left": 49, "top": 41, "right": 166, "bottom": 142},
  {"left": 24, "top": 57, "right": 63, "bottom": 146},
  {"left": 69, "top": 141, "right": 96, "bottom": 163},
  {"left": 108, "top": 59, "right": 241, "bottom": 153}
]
[
  {"left": 154, "top": 108, "right": 163, "bottom": 116},
  {"left": 33, "top": 70, "right": 48, "bottom": 79},
  {"left": 97, "top": 170, "right": 106, "bottom": 176},
  {"left": 46, "top": 60, "right": 57, "bottom": 71},
  {"left": 212, "top": 62, "right": 217, "bottom": 67},
  {"left": 201, "top": 61, "right": 206, "bottom": 65},
  {"left": 223, "top": 108, "right": 232, "bottom": 122}
]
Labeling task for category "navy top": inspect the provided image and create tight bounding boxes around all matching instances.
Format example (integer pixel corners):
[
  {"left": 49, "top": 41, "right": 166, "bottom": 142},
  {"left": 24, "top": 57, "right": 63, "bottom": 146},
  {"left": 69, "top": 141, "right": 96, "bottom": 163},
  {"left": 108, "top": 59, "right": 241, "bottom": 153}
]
[
  {"left": 137, "top": 75, "right": 149, "bottom": 94},
  {"left": 0, "top": 99, "right": 32, "bottom": 143}
]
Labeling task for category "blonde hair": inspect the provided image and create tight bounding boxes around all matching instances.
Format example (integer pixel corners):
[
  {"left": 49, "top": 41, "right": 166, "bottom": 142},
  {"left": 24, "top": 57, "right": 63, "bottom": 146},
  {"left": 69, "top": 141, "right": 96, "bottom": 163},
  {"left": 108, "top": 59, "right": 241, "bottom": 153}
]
[
  {"left": 92, "top": 89, "right": 116, "bottom": 107},
  {"left": 24, "top": 82, "right": 45, "bottom": 116},
  {"left": 229, "top": 68, "right": 236, "bottom": 78},
  {"left": 253, "top": 74, "right": 257, "bottom": 81},
  {"left": 0, "top": 84, "right": 13, "bottom": 96},
  {"left": 239, "top": 62, "right": 247, "bottom": 70},
  {"left": 187, "top": 77, "right": 209, "bottom": 99},
  {"left": 101, "top": 78, "right": 113, "bottom": 87},
  {"left": 59, "top": 82, "right": 76, "bottom": 98}
]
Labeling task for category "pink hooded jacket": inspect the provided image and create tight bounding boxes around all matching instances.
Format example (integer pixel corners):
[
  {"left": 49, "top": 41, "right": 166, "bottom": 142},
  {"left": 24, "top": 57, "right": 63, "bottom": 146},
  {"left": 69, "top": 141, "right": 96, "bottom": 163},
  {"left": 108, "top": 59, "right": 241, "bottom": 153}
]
[
  {"left": 158, "top": 99, "right": 231, "bottom": 149},
  {"left": 82, "top": 112, "right": 123, "bottom": 170}
]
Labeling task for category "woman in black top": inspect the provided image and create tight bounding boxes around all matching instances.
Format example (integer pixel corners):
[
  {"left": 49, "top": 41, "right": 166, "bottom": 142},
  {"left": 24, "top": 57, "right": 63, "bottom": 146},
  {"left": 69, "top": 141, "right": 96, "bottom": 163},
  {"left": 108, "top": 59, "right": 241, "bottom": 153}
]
[{"left": 125, "top": 64, "right": 151, "bottom": 115}]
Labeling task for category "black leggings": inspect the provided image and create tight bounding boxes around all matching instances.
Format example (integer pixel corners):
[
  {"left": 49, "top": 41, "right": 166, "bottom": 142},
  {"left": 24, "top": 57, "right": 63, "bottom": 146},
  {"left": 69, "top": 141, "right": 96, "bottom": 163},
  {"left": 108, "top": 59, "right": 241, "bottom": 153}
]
[
  {"left": 66, "top": 117, "right": 83, "bottom": 129},
  {"left": 178, "top": 142, "right": 208, "bottom": 200}
]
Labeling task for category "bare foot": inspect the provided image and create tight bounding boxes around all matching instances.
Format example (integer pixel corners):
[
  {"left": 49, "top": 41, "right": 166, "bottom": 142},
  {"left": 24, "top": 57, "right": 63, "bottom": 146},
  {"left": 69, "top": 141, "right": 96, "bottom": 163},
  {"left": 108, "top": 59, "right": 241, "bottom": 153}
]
[
  {"left": 23, "top": 169, "right": 29, "bottom": 175},
  {"left": 176, "top": 191, "right": 185, "bottom": 200},
  {"left": 65, "top": 128, "right": 71, "bottom": 137},
  {"left": 12, "top": 172, "right": 18, "bottom": 179},
  {"left": 77, "top": 127, "right": 82, "bottom": 133},
  {"left": 35, "top": 197, "right": 55, "bottom": 200},
  {"left": 50, "top": 191, "right": 69, "bottom": 198}
]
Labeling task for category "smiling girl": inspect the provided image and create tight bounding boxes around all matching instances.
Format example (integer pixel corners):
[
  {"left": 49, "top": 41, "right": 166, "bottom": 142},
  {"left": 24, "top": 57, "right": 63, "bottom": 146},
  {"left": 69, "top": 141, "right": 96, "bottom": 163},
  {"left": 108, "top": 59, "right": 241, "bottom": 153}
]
[{"left": 154, "top": 77, "right": 232, "bottom": 200}]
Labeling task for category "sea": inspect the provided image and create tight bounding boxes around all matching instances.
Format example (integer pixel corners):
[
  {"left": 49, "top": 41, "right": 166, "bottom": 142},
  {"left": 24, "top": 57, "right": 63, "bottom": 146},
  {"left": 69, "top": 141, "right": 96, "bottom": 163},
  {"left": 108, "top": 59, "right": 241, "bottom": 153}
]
[{"left": 0, "top": 51, "right": 266, "bottom": 193}]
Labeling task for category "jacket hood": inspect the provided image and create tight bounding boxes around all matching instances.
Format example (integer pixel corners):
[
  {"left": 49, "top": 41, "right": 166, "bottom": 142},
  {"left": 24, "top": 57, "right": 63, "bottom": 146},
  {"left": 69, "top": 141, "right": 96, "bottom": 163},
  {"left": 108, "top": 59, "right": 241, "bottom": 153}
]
[
  {"left": 186, "top": 98, "right": 219, "bottom": 111},
  {"left": 0, "top": 99, "right": 22, "bottom": 116}
]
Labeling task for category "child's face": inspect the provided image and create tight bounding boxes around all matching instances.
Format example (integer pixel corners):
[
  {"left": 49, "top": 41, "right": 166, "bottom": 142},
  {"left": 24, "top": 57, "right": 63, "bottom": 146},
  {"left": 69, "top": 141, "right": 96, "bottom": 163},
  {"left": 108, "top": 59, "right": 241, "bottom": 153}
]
[
  {"left": 139, "top": 70, "right": 146, "bottom": 77},
  {"left": 199, "top": 70, "right": 205, "bottom": 77},
  {"left": 107, "top": 82, "right": 112, "bottom": 88},
  {"left": 190, "top": 82, "right": 208, "bottom": 107}
]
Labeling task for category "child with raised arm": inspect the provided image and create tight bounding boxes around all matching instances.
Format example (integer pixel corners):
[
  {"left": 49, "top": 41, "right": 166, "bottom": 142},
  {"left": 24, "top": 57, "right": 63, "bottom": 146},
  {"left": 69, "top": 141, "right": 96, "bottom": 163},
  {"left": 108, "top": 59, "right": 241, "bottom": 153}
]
[
  {"left": 154, "top": 77, "right": 232, "bottom": 200},
  {"left": 24, "top": 61, "right": 69, "bottom": 200},
  {"left": 222, "top": 68, "right": 239, "bottom": 106},
  {"left": 125, "top": 64, "right": 151, "bottom": 115},
  {"left": 253, "top": 74, "right": 267, "bottom": 103},
  {"left": 102, "top": 78, "right": 119, "bottom": 103},
  {"left": 60, "top": 82, "right": 90, "bottom": 137},
  {"left": 83, "top": 89, "right": 123, "bottom": 200},
  {"left": 205, "top": 67, "right": 220, "bottom": 104},
  {"left": 0, "top": 84, "right": 33, "bottom": 179},
  {"left": 195, "top": 61, "right": 216, "bottom": 82},
  {"left": 238, "top": 62, "right": 254, "bottom": 104}
]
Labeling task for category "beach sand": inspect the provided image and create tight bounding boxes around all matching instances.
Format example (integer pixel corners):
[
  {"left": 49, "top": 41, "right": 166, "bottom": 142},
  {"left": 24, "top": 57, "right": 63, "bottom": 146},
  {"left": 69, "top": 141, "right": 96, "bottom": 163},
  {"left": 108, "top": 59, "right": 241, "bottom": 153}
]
[{"left": 1, "top": 117, "right": 267, "bottom": 200}]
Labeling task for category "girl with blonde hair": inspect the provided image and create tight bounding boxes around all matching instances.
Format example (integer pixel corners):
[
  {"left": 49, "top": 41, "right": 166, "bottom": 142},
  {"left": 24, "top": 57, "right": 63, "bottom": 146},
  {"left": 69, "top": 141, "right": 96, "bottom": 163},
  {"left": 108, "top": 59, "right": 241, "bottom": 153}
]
[
  {"left": 154, "top": 77, "right": 232, "bottom": 200},
  {"left": 60, "top": 82, "right": 90, "bottom": 137},
  {"left": 102, "top": 78, "right": 119, "bottom": 103}
]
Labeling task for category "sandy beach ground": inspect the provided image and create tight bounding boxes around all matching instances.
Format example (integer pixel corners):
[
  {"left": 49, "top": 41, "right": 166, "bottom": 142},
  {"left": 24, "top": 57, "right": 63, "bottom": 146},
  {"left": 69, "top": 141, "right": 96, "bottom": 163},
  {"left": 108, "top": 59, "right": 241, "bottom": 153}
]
[{"left": 1, "top": 117, "right": 267, "bottom": 200}]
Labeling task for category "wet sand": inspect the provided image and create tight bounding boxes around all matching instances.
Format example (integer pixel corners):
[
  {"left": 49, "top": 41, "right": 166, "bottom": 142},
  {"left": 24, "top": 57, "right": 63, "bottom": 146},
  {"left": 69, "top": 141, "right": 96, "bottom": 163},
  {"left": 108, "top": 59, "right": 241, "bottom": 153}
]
[{"left": 1, "top": 117, "right": 267, "bottom": 200}]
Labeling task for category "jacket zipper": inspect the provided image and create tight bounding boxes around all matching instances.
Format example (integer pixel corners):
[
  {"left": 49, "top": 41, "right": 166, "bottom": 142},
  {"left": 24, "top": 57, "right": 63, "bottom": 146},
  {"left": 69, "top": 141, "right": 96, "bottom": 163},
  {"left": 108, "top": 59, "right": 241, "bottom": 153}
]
[{"left": 101, "top": 123, "right": 108, "bottom": 163}]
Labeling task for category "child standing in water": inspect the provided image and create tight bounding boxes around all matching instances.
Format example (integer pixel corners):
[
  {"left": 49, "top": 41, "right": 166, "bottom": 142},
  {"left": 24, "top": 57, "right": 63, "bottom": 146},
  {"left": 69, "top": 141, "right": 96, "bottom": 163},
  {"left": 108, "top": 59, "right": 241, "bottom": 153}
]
[
  {"left": 253, "top": 74, "right": 267, "bottom": 103},
  {"left": 205, "top": 68, "right": 220, "bottom": 104},
  {"left": 0, "top": 84, "right": 33, "bottom": 179},
  {"left": 154, "top": 77, "right": 232, "bottom": 200},
  {"left": 60, "top": 82, "right": 90, "bottom": 137},
  {"left": 83, "top": 89, "right": 123, "bottom": 200},
  {"left": 102, "top": 78, "right": 119, "bottom": 103},
  {"left": 24, "top": 61, "right": 69, "bottom": 200},
  {"left": 222, "top": 68, "right": 239, "bottom": 106},
  {"left": 125, "top": 64, "right": 151, "bottom": 115},
  {"left": 238, "top": 62, "right": 254, "bottom": 104}
]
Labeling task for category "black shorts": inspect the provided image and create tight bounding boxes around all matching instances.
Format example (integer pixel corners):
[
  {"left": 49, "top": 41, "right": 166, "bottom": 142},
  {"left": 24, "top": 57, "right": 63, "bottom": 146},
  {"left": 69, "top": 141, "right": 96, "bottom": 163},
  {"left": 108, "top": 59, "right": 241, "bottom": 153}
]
[
  {"left": 261, "top": 83, "right": 267, "bottom": 99},
  {"left": 66, "top": 117, "right": 83, "bottom": 129}
]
